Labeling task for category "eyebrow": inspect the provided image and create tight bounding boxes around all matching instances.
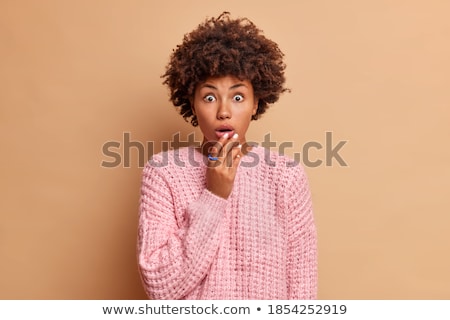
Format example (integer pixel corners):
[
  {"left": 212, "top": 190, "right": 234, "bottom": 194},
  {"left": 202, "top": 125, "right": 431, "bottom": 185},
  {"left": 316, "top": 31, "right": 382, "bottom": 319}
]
[{"left": 200, "top": 83, "right": 247, "bottom": 90}]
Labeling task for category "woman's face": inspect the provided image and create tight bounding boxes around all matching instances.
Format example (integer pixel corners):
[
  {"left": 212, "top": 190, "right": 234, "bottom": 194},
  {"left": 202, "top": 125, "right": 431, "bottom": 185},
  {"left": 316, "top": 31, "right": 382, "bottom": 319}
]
[{"left": 192, "top": 75, "right": 258, "bottom": 144}]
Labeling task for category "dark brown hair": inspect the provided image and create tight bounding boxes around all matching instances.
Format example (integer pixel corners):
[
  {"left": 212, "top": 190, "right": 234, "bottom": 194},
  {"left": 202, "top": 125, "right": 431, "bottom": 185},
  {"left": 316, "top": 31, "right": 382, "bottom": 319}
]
[{"left": 162, "top": 12, "right": 288, "bottom": 126}]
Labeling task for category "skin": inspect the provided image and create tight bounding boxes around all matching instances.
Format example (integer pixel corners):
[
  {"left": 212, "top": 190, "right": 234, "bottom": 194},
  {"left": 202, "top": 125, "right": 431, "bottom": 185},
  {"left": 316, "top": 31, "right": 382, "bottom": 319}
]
[{"left": 191, "top": 75, "right": 258, "bottom": 199}]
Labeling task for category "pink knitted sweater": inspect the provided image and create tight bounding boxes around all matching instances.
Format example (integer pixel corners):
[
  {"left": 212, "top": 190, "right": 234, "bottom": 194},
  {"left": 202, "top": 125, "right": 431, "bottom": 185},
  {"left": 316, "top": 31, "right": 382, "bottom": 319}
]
[{"left": 138, "top": 146, "right": 317, "bottom": 299}]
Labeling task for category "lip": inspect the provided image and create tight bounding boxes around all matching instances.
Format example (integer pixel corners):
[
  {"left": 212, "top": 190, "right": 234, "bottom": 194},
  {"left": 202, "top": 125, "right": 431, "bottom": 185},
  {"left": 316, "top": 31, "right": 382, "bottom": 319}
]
[{"left": 215, "top": 125, "right": 235, "bottom": 139}]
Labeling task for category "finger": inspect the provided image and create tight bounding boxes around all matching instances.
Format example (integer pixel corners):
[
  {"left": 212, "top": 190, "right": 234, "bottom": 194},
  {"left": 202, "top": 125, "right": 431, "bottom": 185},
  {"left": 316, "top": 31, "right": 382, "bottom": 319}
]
[
  {"left": 211, "top": 133, "right": 238, "bottom": 162},
  {"left": 224, "top": 142, "right": 242, "bottom": 168},
  {"left": 222, "top": 133, "right": 240, "bottom": 157},
  {"left": 231, "top": 148, "right": 242, "bottom": 169},
  {"left": 210, "top": 132, "right": 232, "bottom": 158},
  {"left": 205, "top": 133, "right": 229, "bottom": 163}
]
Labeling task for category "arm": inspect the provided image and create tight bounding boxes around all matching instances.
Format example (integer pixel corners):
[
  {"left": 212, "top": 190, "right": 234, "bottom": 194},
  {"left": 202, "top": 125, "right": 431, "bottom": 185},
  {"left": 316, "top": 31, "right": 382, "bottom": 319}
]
[
  {"left": 137, "top": 162, "right": 227, "bottom": 299},
  {"left": 285, "top": 164, "right": 318, "bottom": 299}
]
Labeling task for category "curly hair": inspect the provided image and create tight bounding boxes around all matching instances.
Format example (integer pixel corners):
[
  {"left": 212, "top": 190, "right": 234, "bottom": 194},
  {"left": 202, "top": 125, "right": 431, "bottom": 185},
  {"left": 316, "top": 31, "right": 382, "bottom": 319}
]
[{"left": 162, "top": 12, "right": 289, "bottom": 127}]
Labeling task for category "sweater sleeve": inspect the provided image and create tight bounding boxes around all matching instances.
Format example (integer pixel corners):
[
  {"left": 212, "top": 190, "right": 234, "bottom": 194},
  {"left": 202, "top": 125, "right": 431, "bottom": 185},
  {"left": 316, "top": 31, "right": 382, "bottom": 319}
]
[
  {"left": 137, "top": 161, "right": 227, "bottom": 299},
  {"left": 285, "top": 164, "right": 318, "bottom": 299}
]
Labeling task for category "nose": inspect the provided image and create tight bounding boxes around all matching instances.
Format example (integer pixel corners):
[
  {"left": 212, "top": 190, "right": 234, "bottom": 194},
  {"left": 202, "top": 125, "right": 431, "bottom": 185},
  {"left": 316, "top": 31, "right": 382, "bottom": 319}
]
[{"left": 217, "top": 99, "right": 231, "bottom": 120}]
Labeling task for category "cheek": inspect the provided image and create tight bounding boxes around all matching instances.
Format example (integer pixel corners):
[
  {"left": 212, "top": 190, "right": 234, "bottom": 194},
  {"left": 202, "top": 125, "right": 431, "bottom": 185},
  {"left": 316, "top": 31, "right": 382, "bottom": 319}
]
[
  {"left": 238, "top": 104, "right": 256, "bottom": 118},
  {"left": 194, "top": 109, "right": 216, "bottom": 129},
  {"left": 236, "top": 110, "right": 253, "bottom": 128},
  {"left": 195, "top": 108, "right": 212, "bottom": 121}
]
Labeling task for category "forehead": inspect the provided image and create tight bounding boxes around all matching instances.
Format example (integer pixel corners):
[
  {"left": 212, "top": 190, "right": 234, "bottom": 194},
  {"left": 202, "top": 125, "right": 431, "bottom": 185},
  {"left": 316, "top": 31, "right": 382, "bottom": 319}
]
[{"left": 197, "top": 75, "right": 253, "bottom": 90}]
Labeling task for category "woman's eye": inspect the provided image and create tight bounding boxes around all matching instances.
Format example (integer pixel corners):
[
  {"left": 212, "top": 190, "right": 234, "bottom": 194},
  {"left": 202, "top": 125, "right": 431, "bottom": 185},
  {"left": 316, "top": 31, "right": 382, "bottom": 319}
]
[
  {"left": 204, "top": 95, "right": 216, "bottom": 102},
  {"left": 233, "top": 94, "right": 244, "bottom": 102}
]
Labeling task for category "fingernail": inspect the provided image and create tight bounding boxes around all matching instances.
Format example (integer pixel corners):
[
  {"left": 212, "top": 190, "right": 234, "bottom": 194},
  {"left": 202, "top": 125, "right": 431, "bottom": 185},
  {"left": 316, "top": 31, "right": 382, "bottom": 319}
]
[
  {"left": 232, "top": 133, "right": 238, "bottom": 139},
  {"left": 238, "top": 144, "right": 242, "bottom": 149},
  {"left": 223, "top": 133, "right": 229, "bottom": 139}
]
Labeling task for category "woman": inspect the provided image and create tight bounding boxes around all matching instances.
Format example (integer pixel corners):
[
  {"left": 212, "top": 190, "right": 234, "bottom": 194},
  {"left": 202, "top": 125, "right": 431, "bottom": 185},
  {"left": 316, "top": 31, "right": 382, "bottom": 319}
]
[{"left": 137, "top": 12, "right": 317, "bottom": 299}]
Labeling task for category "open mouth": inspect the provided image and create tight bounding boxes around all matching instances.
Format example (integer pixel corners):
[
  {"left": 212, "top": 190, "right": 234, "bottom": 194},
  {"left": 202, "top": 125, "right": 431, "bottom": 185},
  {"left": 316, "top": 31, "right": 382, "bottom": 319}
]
[{"left": 215, "top": 126, "right": 235, "bottom": 139}]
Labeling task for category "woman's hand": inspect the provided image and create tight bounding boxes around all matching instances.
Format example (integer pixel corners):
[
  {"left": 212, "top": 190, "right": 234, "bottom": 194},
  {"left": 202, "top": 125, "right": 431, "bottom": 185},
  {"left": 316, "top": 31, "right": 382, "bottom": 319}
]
[{"left": 205, "top": 133, "right": 242, "bottom": 199}]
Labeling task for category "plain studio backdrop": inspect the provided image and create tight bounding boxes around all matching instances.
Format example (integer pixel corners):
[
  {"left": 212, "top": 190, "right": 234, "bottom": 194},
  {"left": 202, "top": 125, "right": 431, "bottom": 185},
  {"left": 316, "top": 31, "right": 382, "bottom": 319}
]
[{"left": 1, "top": 0, "right": 449, "bottom": 299}]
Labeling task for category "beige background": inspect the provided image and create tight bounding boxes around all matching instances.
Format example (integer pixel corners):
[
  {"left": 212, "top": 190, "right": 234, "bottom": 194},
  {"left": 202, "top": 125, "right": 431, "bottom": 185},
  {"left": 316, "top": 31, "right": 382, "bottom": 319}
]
[{"left": 1, "top": 0, "right": 449, "bottom": 299}]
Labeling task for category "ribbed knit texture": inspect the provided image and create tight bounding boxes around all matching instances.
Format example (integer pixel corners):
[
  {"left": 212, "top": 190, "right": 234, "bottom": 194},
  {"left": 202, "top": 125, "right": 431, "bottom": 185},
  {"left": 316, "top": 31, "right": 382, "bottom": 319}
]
[{"left": 138, "top": 146, "right": 317, "bottom": 299}]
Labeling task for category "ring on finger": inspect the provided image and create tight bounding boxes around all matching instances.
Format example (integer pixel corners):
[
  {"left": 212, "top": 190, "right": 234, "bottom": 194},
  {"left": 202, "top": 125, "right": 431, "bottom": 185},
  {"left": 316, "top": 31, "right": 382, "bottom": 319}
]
[{"left": 208, "top": 154, "right": 219, "bottom": 161}]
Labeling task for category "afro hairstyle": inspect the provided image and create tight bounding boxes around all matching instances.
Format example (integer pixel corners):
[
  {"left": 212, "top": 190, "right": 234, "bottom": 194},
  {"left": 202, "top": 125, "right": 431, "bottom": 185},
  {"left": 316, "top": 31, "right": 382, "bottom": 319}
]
[{"left": 162, "top": 12, "right": 288, "bottom": 126}]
